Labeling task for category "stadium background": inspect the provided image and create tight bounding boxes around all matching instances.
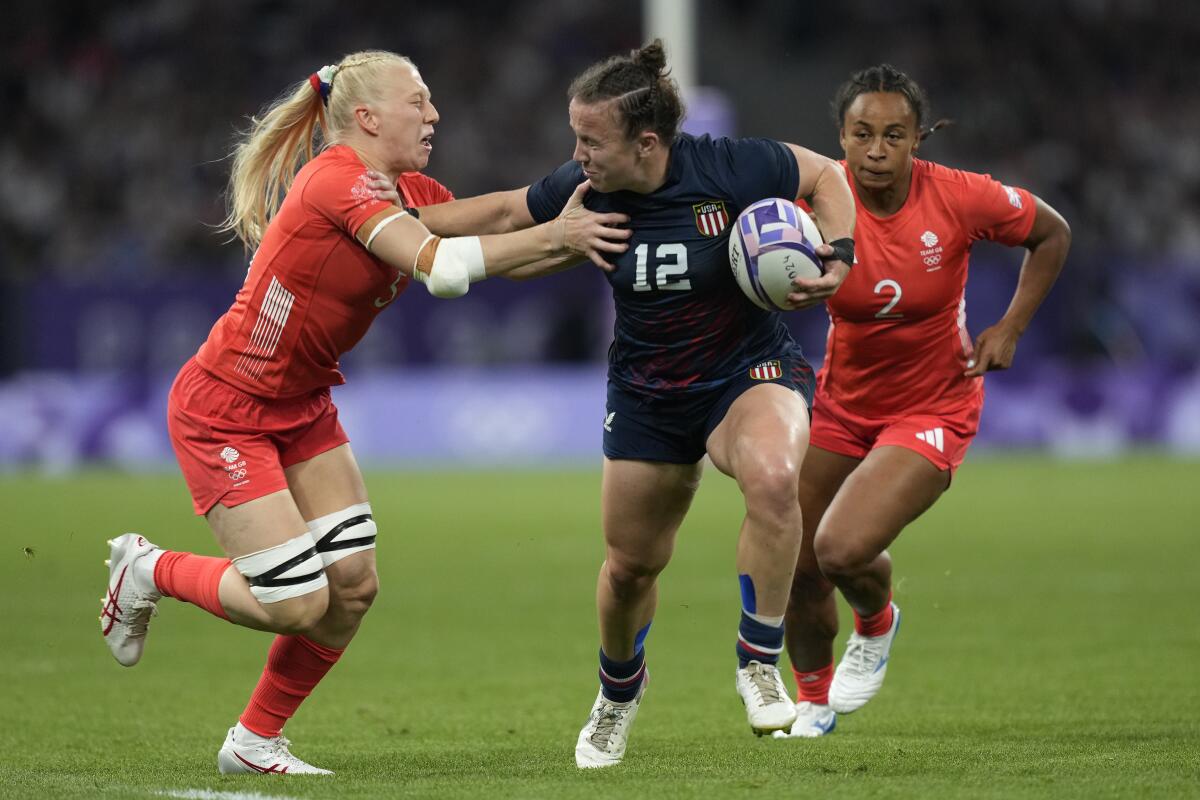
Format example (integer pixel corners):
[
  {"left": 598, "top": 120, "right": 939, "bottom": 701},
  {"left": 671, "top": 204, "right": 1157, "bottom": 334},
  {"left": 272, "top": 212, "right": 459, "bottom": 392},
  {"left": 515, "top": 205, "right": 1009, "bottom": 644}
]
[
  {"left": 1, "top": 3, "right": 1198, "bottom": 798},
  {"left": 1, "top": 0, "right": 1198, "bottom": 468}
]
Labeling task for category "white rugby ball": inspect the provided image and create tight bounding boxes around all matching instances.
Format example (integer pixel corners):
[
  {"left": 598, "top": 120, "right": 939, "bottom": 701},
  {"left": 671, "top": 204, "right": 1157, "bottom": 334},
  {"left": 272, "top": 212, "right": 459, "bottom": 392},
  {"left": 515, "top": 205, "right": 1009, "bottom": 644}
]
[{"left": 728, "top": 198, "right": 824, "bottom": 311}]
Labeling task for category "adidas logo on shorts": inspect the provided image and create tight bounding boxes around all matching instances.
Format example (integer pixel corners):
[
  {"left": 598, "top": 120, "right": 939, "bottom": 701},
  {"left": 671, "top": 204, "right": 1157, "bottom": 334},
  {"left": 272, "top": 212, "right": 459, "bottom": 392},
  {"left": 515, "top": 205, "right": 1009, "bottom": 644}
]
[{"left": 914, "top": 428, "right": 944, "bottom": 453}]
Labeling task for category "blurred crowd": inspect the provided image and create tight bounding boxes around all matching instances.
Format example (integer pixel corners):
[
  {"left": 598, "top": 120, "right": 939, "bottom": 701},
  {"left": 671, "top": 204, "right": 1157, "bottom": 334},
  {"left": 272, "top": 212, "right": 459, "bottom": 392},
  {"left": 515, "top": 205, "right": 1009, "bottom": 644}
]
[
  {"left": 0, "top": 0, "right": 641, "bottom": 279},
  {"left": 1, "top": 0, "right": 1197, "bottom": 367}
]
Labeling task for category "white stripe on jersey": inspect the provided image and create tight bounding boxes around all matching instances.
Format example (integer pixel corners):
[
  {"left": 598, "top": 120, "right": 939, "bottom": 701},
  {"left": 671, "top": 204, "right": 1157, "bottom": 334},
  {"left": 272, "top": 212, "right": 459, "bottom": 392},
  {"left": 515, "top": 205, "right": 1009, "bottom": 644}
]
[
  {"left": 956, "top": 295, "right": 973, "bottom": 358},
  {"left": 235, "top": 280, "right": 282, "bottom": 378},
  {"left": 235, "top": 276, "right": 296, "bottom": 380},
  {"left": 237, "top": 277, "right": 285, "bottom": 373}
]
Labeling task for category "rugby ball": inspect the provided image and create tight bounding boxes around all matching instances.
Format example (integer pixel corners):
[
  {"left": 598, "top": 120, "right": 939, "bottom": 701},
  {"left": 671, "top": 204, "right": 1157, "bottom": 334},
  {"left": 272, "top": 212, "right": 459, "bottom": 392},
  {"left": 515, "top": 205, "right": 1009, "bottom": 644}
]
[{"left": 728, "top": 198, "right": 824, "bottom": 311}]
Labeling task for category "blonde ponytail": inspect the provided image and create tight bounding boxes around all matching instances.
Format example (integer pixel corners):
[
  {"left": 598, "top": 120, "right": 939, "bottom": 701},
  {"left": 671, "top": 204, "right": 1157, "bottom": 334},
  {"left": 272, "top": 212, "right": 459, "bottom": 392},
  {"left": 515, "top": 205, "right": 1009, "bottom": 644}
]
[
  {"left": 221, "top": 80, "right": 326, "bottom": 249},
  {"left": 220, "top": 50, "right": 415, "bottom": 249}
]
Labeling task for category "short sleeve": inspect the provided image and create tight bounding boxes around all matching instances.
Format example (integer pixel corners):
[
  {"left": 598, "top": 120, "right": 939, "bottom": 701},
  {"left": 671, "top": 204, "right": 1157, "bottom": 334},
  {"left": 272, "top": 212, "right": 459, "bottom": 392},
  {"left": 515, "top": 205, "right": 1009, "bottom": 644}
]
[
  {"left": 302, "top": 159, "right": 395, "bottom": 237},
  {"left": 526, "top": 160, "right": 586, "bottom": 224},
  {"left": 714, "top": 138, "right": 800, "bottom": 208},
  {"left": 958, "top": 171, "right": 1037, "bottom": 246},
  {"left": 400, "top": 172, "right": 455, "bottom": 206},
  {"left": 428, "top": 180, "right": 455, "bottom": 204}
]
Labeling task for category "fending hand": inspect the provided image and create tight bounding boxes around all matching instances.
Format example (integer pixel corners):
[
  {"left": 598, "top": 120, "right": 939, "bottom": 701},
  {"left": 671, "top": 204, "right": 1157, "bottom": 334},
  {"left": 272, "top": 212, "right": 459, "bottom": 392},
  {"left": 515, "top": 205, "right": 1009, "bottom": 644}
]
[
  {"left": 556, "top": 179, "right": 631, "bottom": 271},
  {"left": 366, "top": 170, "right": 402, "bottom": 206}
]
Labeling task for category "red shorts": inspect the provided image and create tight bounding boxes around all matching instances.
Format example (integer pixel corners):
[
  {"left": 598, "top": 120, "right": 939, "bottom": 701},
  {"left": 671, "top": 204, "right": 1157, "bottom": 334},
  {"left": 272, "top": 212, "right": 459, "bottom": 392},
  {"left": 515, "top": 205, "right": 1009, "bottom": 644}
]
[
  {"left": 809, "top": 386, "right": 983, "bottom": 473},
  {"left": 167, "top": 358, "right": 349, "bottom": 515}
]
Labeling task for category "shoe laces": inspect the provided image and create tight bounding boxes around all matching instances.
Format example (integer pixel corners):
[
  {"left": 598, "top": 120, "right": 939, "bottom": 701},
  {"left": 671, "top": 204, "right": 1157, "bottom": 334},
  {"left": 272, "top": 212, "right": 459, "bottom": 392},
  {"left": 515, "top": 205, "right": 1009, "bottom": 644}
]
[
  {"left": 125, "top": 599, "right": 158, "bottom": 637},
  {"left": 265, "top": 735, "right": 293, "bottom": 757},
  {"left": 587, "top": 701, "right": 629, "bottom": 750},
  {"left": 842, "top": 633, "right": 884, "bottom": 677},
  {"left": 745, "top": 662, "right": 787, "bottom": 705},
  {"left": 261, "top": 735, "right": 313, "bottom": 768}
]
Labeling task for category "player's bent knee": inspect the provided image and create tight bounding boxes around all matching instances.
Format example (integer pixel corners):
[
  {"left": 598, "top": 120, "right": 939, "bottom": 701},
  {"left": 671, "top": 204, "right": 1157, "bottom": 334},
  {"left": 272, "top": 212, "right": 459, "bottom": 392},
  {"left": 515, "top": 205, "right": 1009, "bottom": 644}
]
[
  {"left": 739, "top": 459, "right": 802, "bottom": 521},
  {"left": 308, "top": 502, "right": 377, "bottom": 568},
  {"left": 812, "top": 528, "right": 874, "bottom": 578},
  {"left": 232, "top": 531, "right": 328, "bottom": 606},
  {"left": 330, "top": 565, "right": 379, "bottom": 619},
  {"left": 264, "top": 590, "right": 330, "bottom": 635},
  {"left": 605, "top": 555, "right": 666, "bottom": 597}
]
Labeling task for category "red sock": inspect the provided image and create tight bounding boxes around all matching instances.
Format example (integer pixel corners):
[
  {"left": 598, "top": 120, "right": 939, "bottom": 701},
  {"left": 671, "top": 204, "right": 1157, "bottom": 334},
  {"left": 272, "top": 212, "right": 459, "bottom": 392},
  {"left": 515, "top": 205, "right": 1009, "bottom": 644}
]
[
  {"left": 854, "top": 593, "right": 895, "bottom": 637},
  {"left": 239, "top": 635, "right": 345, "bottom": 737},
  {"left": 793, "top": 663, "right": 834, "bottom": 705},
  {"left": 154, "top": 551, "right": 231, "bottom": 620}
]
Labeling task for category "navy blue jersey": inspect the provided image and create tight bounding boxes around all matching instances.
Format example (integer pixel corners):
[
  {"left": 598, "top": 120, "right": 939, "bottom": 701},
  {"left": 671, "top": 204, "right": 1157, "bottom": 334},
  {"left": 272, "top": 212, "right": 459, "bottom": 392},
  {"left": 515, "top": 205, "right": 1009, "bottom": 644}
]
[{"left": 527, "top": 134, "right": 802, "bottom": 396}]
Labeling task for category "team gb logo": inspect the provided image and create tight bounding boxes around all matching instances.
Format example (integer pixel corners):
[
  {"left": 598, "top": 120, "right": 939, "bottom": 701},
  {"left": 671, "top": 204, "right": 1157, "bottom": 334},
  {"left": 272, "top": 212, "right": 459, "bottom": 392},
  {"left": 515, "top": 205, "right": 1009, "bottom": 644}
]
[
  {"left": 351, "top": 172, "right": 375, "bottom": 208},
  {"left": 220, "top": 446, "right": 240, "bottom": 464},
  {"left": 920, "top": 230, "right": 939, "bottom": 248}
]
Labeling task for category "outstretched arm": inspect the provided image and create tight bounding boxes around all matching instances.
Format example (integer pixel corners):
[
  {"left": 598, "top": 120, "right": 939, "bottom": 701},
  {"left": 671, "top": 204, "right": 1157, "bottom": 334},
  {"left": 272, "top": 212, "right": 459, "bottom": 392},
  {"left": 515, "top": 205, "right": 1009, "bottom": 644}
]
[
  {"left": 356, "top": 181, "right": 629, "bottom": 297},
  {"left": 782, "top": 143, "right": 857, "bottom": 309},
  {"left": 419, "top": 187, "right": 536, "bottom": 237},
  {"left": 365, "top": 170, "right": 536, "bottom": 236},
  {"left": 502, "top": 253, "right": 590, "bottom": 281},
  {"left": 964, "top": 196, "right": 1071, "bottom": 376}
]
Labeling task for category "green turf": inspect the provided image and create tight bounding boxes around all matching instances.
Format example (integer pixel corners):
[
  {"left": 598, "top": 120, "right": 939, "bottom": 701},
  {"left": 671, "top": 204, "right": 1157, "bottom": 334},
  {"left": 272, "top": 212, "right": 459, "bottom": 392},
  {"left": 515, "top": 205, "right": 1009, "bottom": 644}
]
[{"left": 2, "top": 454, "right": 1198, "bottom": 798}]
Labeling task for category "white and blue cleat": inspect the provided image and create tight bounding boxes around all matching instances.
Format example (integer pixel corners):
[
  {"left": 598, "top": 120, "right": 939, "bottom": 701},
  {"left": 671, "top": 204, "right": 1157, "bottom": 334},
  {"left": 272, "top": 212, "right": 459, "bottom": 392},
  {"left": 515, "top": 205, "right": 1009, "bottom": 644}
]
[
  {"left": 828, "top": 602, "right": 901, "bottom": 714},
  {"left": 771, "top": 701, "right": 837, "bottom": 738}
]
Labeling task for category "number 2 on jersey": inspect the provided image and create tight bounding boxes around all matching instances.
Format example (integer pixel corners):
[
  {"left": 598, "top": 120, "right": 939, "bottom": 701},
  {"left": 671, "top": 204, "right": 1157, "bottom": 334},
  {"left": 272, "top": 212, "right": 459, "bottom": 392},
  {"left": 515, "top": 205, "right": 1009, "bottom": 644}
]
[
  {"left": 633, "top": 243, "right": 692, "bottom": 292},
  {"left": 874, "top": 278, "right": 903, "bottom": 318}
]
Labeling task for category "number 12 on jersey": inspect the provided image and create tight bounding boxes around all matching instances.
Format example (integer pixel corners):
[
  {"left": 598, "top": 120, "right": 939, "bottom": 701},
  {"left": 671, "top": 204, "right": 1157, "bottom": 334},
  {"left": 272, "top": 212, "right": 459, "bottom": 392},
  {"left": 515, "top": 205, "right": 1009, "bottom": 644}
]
[{"left": 633, "top": 243, "right": 691, "bottom": 292}]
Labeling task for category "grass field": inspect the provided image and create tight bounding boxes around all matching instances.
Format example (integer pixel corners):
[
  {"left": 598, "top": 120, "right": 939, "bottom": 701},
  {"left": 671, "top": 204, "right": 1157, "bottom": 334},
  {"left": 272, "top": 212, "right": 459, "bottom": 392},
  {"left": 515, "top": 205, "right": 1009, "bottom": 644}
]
[{"left": 1, "top": 455, "right": 1198, "bottom": 799}]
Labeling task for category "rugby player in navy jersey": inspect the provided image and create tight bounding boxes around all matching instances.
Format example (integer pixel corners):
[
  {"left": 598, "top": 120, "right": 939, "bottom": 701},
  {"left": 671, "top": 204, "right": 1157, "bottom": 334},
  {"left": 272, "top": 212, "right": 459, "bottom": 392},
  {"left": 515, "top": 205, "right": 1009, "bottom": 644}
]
[{"left": 417, "top": 40, "right": 855, "bottom": 767}]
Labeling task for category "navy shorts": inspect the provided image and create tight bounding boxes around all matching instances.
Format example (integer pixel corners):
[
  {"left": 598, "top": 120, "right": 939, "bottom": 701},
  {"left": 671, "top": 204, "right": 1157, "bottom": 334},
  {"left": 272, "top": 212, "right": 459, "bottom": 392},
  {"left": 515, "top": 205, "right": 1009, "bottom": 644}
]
[{"left": 603, "top": 350, "right": 816, "bottom": 464}]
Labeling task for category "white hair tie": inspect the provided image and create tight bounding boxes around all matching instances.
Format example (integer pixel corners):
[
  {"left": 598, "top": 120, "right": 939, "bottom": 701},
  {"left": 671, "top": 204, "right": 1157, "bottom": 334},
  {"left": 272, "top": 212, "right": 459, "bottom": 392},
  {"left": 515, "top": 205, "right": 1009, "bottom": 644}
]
[
  {"left": 317, "top": 64, "right": 339, "bottom": 84},
  {"left": 309, "top": 64, "right": 339, "bottom": 106}
]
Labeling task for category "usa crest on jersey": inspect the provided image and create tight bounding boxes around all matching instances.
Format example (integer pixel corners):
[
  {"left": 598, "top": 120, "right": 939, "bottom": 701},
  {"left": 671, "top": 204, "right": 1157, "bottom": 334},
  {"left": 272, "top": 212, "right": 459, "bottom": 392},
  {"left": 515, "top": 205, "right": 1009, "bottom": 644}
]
[
  {"left": 749, "top": 360, "right": 782, "bottom": 380},
  {"left": 693, "top": 200, "right": 730, "bottom": 237}
]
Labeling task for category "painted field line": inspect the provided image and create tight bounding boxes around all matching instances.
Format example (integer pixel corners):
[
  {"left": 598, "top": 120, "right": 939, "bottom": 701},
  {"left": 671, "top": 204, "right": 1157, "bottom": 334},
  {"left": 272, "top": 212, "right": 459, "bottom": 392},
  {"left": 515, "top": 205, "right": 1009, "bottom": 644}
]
[{"left": 157, "top": 789, "right": 304, "bottom": 800}]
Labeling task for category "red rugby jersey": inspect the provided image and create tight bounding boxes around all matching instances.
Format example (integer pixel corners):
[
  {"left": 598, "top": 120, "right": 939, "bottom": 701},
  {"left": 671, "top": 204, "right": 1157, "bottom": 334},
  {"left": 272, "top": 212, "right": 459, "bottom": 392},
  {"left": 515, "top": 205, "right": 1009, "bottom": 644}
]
[
  {"left": 819, "top": 159, "right": 1036, "bottom": 416},
  {"left": 196, "top": 145, "right": 453, "bottom": 398}
]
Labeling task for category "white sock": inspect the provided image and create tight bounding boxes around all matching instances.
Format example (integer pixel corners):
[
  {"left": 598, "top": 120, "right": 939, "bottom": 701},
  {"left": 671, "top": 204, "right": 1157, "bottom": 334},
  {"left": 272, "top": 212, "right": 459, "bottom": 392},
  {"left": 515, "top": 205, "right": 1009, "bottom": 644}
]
[
  {"left": 133, "top": 548, "right": 164, "bottom": 594},
  {"left": 745, "top": 609, "right": 784, "bottom": 627},
  {"left": 234, "top": 721, "right": 271, "bottom": 743}
]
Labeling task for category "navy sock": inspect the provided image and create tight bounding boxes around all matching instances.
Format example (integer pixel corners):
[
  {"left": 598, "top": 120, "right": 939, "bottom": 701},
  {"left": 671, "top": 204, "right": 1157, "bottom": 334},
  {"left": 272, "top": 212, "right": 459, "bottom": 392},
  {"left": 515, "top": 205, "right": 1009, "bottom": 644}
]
[
  {"left": 598, "top": 648, "right": 646, "bottom": 702},
  {"left": 598, "top": 622, "right": 651, "bottom": 702},
  {"left": 736, "top": 610, "right": 784, "bottom": 668}
]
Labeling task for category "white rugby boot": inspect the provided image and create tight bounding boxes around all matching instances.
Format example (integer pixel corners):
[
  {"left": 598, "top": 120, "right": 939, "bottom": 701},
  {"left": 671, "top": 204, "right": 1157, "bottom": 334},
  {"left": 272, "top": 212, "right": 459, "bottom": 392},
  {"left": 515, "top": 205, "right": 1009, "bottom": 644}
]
[
  {"left": 735, "top": 661, "right": 797, "bottom": 736},
  {"left": 574, "top": 680, "right": 647, "bottom": 768},
  {"left": 828, "top": 602, "right": 901, "bottom": 714},
  {"left": 217, "top": 724, "right": 334, "bottom": 775},
  {"left": 771, "top": 701, "right": 837, "bottom": 739},
  {"left": 100, "top": 533, "right": 162, "bottom": 667}
]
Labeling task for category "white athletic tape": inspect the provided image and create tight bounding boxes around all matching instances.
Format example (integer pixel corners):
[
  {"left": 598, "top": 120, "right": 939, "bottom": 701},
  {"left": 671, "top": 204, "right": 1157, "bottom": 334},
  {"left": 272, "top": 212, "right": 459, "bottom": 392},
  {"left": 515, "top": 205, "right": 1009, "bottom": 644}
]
[
  {"left": 306, "top": 502, "right": 377, "bottom": 567},
  {"left": 415, "top": 235, "right": 486, "bottom": 298},
  {"left": 232, "top": 531, "right": 327, "bottom": 604},
  {"left": 364, "top": 210, "right": 409, "bottom": 251}
]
